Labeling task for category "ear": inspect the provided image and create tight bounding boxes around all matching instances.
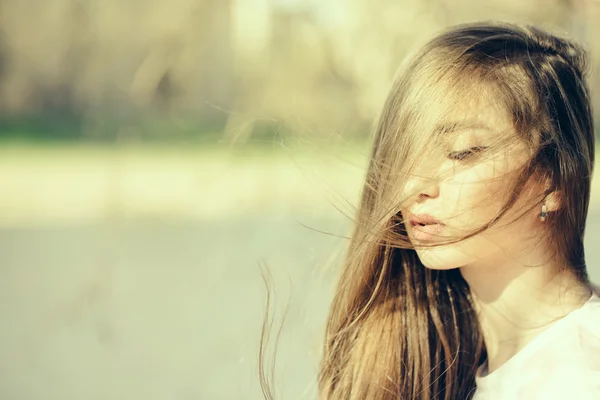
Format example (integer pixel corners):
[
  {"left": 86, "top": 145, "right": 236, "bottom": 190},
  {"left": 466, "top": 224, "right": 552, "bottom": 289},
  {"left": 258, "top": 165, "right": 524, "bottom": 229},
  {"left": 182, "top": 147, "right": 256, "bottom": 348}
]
[{"left": 544, "top": 190, "right": 561, "bottom": 212}]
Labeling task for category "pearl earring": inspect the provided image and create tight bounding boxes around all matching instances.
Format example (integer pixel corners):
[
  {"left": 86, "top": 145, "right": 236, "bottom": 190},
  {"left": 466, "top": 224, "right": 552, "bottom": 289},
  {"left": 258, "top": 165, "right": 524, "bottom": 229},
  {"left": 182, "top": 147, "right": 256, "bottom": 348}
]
[{"left": 539, "top": 204, "right": 548, "bottom": 222}]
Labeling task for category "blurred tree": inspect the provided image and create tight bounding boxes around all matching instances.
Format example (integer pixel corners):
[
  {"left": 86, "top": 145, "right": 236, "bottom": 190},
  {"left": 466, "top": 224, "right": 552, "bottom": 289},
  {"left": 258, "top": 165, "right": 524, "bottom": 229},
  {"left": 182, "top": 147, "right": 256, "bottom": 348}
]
[{"left": 0, "top": 0, "right": 597, "bottom": 142}]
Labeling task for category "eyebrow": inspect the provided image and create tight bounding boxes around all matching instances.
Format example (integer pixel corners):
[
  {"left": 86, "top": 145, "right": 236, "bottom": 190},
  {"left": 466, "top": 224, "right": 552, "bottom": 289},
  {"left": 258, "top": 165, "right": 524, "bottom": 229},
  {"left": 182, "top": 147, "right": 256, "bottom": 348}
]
[{"left": 434, "top": 120, "right": 493, "bottom": 135}]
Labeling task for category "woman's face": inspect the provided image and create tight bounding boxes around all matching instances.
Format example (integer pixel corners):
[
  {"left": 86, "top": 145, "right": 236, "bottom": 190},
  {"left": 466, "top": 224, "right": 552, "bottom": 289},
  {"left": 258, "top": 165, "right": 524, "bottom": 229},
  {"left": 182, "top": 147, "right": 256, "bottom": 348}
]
[{"left": 401, "top": 94, "right": 542, "bottom": 270}]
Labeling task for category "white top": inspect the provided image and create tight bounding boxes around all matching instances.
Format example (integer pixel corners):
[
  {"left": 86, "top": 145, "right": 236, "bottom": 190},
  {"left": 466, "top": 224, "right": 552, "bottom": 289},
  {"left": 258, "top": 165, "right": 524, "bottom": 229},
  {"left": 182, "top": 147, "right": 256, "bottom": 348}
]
[{"left": 472, "top": 293, "right": 600, "bottom": 399}]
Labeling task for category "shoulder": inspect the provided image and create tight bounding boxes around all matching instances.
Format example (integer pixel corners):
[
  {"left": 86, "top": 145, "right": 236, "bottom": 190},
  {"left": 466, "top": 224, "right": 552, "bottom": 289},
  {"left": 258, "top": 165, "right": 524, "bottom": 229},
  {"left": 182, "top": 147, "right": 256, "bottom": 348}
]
[
  {"left": 529, "top": 295, "right": 600, "bottom": 382},
  {"left": 529, "top": 319, "right": 600, "bottom": 400},
  {"left": 575, "top": 295, "right": 600, "bottom": 369},
  {"left": 532, "top": 368, "right": 600, "bottom": 400},
  {"left": 576, "top": 294, "right": 600, "bottom": 339},
  {"left": 475, "top": 297, "right": 600, "bottom": 399},
  {"left": 543, "top": 295, "right": 600, "bottom": 388}
]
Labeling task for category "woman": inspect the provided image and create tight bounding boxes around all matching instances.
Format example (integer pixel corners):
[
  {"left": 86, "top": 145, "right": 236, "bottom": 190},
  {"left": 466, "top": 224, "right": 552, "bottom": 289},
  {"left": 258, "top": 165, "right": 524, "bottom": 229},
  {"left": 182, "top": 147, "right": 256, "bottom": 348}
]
[{"left": 318, "top": 22, "right": 600, "bottom": 399}]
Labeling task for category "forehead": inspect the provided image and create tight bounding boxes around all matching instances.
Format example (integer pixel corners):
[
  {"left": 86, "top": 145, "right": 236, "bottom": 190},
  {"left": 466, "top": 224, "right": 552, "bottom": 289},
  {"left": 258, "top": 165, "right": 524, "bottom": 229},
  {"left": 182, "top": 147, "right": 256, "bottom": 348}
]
[{"left": 433, "top": 90, "right": 514, "bottom": 138}]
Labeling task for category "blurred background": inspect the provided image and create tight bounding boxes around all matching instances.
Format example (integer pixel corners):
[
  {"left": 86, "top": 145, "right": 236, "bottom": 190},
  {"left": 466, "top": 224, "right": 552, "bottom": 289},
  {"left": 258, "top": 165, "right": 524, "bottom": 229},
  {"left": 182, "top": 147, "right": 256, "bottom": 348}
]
[{"left": 1, "top": 1, "right": 600, "bottom": 399}]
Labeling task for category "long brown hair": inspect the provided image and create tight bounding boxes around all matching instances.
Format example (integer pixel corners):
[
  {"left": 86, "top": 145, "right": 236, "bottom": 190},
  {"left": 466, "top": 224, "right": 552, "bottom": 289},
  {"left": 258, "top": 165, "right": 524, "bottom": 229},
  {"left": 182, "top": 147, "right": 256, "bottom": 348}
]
[{"left": 317, "top": 21, "right": 595, "bottom": 399}]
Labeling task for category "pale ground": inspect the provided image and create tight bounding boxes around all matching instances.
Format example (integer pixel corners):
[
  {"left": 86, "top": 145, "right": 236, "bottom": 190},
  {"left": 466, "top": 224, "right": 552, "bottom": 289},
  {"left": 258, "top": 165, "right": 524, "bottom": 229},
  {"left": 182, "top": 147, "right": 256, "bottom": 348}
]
[
  {"left": 0, "top": 144, "right": 369, "bottom": 226},
  {"left": 0, "top": 144, "right": 598, "bottom": 400}
]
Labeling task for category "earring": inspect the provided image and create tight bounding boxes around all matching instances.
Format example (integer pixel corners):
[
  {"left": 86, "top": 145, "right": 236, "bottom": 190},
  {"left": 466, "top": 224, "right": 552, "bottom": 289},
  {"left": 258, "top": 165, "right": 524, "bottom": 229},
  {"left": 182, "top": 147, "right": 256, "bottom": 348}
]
[{"left": 539, "top": 204, "right": 548, "bottom": 222}]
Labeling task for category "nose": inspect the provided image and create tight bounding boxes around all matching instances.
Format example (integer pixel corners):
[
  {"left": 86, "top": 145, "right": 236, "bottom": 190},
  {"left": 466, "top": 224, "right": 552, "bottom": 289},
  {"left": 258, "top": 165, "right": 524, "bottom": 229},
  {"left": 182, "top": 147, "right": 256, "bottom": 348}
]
[
  {"left": 416, "top": 179, "right": 440, "bottom": 202},
  {"left": 405, "top": 175, "right": 440, "bottom": 203}
]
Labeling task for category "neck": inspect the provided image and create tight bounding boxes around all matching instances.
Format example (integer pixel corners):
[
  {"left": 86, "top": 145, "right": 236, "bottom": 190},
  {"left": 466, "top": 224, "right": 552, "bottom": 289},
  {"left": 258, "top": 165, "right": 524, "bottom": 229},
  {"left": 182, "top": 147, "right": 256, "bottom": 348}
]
[{"left": 460, "top": 249, "right": 591, "bottom": 374}]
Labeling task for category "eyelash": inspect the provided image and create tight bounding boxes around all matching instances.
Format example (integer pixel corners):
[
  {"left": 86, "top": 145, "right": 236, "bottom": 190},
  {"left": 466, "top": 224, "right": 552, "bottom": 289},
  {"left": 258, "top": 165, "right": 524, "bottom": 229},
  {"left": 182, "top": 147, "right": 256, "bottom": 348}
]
[{"left": 448, "top": 146, "right": 487, "bottom": 161}]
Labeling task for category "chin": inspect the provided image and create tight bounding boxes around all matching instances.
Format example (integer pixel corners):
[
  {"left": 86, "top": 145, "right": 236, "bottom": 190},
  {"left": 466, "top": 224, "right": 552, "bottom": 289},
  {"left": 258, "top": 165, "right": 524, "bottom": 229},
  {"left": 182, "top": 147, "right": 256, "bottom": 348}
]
[{"left": 414, "top": 246, "right": 464, "bottom": 270}]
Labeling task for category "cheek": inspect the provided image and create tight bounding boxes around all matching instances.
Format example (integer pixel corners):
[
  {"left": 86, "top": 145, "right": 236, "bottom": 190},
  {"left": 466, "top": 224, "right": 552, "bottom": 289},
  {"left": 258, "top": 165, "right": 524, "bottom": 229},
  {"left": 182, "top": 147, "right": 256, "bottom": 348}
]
[
  {"left": 442, "top": 168, "right": 511, "bottom": 232},
  {"left": 417, "top": 176, "right": 535, "bottom": 270},
  {"left": 418, "top": 207, "right": 540, "bottom": 270}
]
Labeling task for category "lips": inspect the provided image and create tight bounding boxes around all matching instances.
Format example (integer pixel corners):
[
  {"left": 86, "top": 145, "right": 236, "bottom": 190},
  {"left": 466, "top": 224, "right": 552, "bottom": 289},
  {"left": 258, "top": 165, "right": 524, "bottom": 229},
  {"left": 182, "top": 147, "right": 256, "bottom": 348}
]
[
  {"left": 408, "top": 213, "right": 445, "bottom": 241},
  {"left": 409, "top": 213, "right": 443, "bottom": 226}
]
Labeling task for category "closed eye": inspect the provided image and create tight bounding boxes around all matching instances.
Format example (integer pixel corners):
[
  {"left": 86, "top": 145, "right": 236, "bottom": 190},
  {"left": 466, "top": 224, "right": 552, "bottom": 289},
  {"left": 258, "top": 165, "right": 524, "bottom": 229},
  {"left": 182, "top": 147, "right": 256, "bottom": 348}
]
[{"left": 448, "top": 146, "right": 488, "bottom": 161}]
